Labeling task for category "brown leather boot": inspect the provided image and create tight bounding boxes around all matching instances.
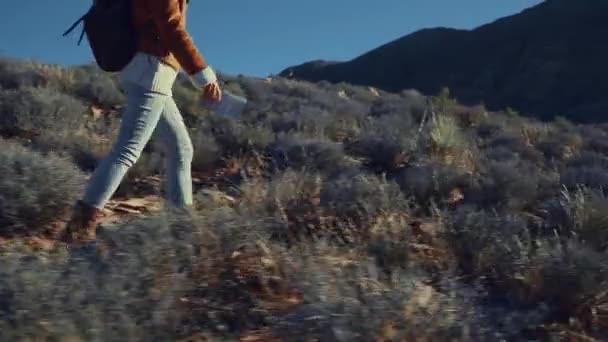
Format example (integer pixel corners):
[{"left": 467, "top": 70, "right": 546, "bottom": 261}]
[{"left": 62, "top": 200, "right": 104, "bottom": 244}]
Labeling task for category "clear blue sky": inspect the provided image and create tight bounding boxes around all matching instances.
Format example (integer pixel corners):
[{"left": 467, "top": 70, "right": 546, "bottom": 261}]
[{"left": 0, "top": 0, "right": 542, "bottom": 77}]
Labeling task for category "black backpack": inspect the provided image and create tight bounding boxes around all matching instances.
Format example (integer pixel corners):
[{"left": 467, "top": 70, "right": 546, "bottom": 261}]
[{"left": 63, "top": 0, "right": 137, "bottom": 72}]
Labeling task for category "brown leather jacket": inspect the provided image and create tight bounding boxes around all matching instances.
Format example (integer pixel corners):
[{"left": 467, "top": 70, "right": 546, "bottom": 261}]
[{"left": 132, "top": 0, "right": 207, "bottom": 75}]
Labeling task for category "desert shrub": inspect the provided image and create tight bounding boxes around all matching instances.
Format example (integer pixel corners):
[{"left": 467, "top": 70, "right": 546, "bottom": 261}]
[
  {"left": 465, "top": 160, "right": 539, "bottom": 209},
  {"left": 285, "top": 80, "right": 318, "bottom": 99},
  {"left": 346, "top": 114, "right": 418, "bottom": 172},
  {"left": 0, "top": 85, "right": 119, "bottom": 171},
  {"left": 289, "top": 105, "right": 334, "bottom": 137},
  {"left": 191, "top": 131, "right": 223, "bottom": 172},
  {"left": 272, "top": 245, "right": 482, "bottom": 341},
  {"left": 485, "top": 130, "right": 545, "bottom": 164},
  {"left": 394, "top": 161, "right": 471, "bottom": 206},
  {"left": 558, "top": 188, "right": 608, "bottom": 252},
  {"left": 267, "top": 111, "right": 298, "bottom": 135},
  {"left": 171, "top": 80, "right": 206, "bottom": 126},
  {"left": 451, "top": 104, "right": 489, "bottom": 128},
  {"left": 520, "top": 121, "right": 550, "bottom": 146},
  {"left": 242, "top": 170, "right": 325, "bottom": 241},
  {"left": 560, "top": 166, "right": 608, "bottom": 194},
  {"left": 486, "top": 130, "right": 528, "bottom": 154},
  {"left": 0, "top": 139, "right": 86, "bottom": 235},
  {"left": 324, "top": 109, "right": 365, "bottom": 142},
  {"left": 238, "top": 77, "right": 275, "bottom": 103},
  {"left": 499, "top": 238, "right": 608, "bottom": 328},
  {"left": 475, "top": 119, "right": 504, "bottom": 140},
  {"left": 0, "top": 58, "right": 51, "bottom": 89},
  {"left": 568, "top": 151, "right": 608, "bottom": 169},
  {"left": 319, "top": 173, "right": 406, "bottom": 232},
  {"left": 582, "top": 134, "right": 608, "bottom": 155},
  {"left": 470, "top": 159, "right": 547, "bottom": 210},
  {"left": 446, "top": 205, "right": 608, "bottom": 336},
  {"left": 446, "top": 208, "right": 530, "bottom": 277},
  {"left": 368, "top": 93, "right": 420, "bottom": 118},
  {"left": 269, "top": 135, "right": 357, "bottom": 177},
  {"left": 0, "top": 214, "right": 204, "bottom": 341},
  {"left": 526, "top": 239, "right": 608, "bottom": 303},
  {"left": 0, "top": 88, "right": 86, "bottom": 137},
  {"left": 346, "top": 132, "right": 415, "bottom": 172},
  {"left": 203, "top": 116, "right": 274, "bottom": 156},
  {"left": 484, "top": 145, "right": 522, "bottom": 162},
  {"left": 537, "top": 130, "right": 583, "bottom": 161},
  {"left": 68, "top": 64, "right": 125, "bottom": 108},
  {"left": 32, "top": 129, "right": 114, "bottom": 172}
]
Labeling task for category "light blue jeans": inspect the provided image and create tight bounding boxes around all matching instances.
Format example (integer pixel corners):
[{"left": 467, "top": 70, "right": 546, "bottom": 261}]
[{"left": 82, "top": 82, "right": 194, "bottom": 209}]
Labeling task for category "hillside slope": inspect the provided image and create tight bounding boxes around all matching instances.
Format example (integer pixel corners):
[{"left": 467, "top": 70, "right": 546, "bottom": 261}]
[
  {"left": 1, "top": 58, "right": 608, "bottom": 340},
  {"left": 280, "top": 0, "right": 608, "bottom": 122}
]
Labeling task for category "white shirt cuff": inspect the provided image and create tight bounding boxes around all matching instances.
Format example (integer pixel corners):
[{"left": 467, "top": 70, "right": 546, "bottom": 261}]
[{"left": 191, "top": 66, "right": 217, "bottom": 87}]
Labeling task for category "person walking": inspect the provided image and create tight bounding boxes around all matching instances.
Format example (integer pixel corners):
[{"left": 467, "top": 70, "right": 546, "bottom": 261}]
[{"left": 63, "top": 0, "right": 221, "bottom": 243}]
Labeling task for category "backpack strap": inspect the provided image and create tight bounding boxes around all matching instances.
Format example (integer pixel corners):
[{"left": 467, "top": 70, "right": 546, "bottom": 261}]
[{"left": 62, "top": 13, "right": 88, "bottom": 45}]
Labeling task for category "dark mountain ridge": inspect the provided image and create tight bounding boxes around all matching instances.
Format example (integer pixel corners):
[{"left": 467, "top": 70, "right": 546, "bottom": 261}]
[{"left": 280, "top": 0, "right": 608, "bottom": 122}]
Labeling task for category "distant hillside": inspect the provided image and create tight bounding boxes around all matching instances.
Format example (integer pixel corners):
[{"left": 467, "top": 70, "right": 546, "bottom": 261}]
[{"left": 280, "top": 0, "right": 608, "bottom": 123}]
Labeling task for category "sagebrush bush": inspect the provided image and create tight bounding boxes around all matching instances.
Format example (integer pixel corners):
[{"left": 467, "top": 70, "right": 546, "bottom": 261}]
[
  {"left": 568, "top": 151, "right": 608, "bottom": 170},
  {"left": 270, "top": 135, "right": 358, "bottom": 177},
  {"left": 171, "top": 80, "right": 207, "bottom": 126},
  {"left": 0, "top": 87, "right": 86, "bottom": 137},
  {"left": 346, "top": 113, "right": 418, "bottom": 172},
  {"left": 560, "top": 165, "right": 608, "bottom": 194},
  {"left": 0, "top": 57, "right": 52, "bottom": 89},
  {"left": 446, "top": 208, "right": 530, "bottom": 277},
  {"left": 369, "top": 91, "right": 424, "bottom": 119},
  {"left": 27, "top": 124, "right": 117, "bottom": 172},
  {"left": 320, "top": 173, "right": 406, "bottom": 231},
  {"left": 191, "top": 130, "right": 223, "bottom": 172},
  {"left": 203, "top": 115, "right": 274, "bottom": 156},
  {"left": 237, "top": 169, "right": 325, "bottom": 241},
  {"left": 394, "top": 161, "right": 470, "bottom": 206},
  {"left": 0, "top": 139, "right": 86, "bottom": 235},
  {"left": 485, "top": 141, "right": 545, "bottom": 165},
  {"left": 272, "top": 245, "right": 482, "bottom": 341},
  {"left": 69, "top": 64, "right": 125, "bottom": 108},
  {"left": 0, "top": 214, "right": 201, "bottom": 341},
  {"left": 559, "top": 187, "right": 608, "bottom": 252},
  {"left": 471, "top": 159, "right": 547, "bottom": 210},
  {"left": 537, "top": 130, "right": 583, "bottom": 161}
]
